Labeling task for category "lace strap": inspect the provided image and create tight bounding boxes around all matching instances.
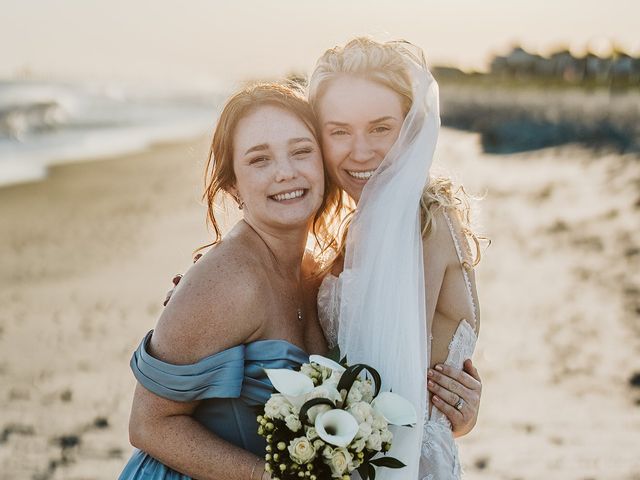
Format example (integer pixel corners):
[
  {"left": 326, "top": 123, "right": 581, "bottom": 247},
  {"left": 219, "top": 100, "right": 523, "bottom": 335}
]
[{"left": 442, "top": 210, "right": 478, "bottom": 330}]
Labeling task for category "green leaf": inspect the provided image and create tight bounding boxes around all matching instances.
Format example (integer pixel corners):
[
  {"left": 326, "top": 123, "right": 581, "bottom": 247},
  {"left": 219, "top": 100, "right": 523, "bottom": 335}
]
[
  {"left": 298, "top": 397, "right": 335, "bottom": 426},
  {"left": 368, "top": 463, "right": 376, "bottom": 480},
  {"left": 357, "top": 462, "right": 370, "bottom": 480},
  {"left": 370, "top": 457, "right": 406, "bottom": 469}
]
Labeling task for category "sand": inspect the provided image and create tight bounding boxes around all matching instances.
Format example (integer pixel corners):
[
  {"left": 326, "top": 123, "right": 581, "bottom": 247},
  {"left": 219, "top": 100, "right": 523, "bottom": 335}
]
[{"left": 1, "top": 129, "right": 639, "bottom": 479}]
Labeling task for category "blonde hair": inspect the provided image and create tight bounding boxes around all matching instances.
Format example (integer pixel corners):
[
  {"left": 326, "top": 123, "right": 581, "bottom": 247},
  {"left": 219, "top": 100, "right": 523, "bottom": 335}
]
[
  {"left": 196, "top": 82, "right": 337, "bottom": 255},
  {"left": 308, "top": 37, "right": 485, "bottom": 270}
]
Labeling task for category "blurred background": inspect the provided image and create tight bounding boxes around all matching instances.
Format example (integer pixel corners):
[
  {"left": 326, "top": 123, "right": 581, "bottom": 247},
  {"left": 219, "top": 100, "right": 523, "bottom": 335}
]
[{"left": 0, "top": 1, "right": 639, "bottom": 479}]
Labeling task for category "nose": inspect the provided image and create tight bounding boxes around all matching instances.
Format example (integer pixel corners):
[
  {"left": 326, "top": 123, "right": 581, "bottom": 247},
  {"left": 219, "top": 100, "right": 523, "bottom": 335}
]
[
  {"left": 350, "top": 133, "right": 374, "bottom": 163},
  {"left": 274, "top": 157, "right": 297, "bottom": 182}
]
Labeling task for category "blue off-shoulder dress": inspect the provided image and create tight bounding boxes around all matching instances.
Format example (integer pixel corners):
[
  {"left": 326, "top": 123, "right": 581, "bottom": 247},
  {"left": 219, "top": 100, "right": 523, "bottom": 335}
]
[{"left": 118, "top": 330, "right": 309, "bottom": 479}]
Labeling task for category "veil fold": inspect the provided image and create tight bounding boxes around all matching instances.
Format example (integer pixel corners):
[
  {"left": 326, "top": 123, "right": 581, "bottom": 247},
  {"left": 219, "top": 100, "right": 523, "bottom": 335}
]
[{"left": 337, "top": 43, "right": 440, "bottom": 479}]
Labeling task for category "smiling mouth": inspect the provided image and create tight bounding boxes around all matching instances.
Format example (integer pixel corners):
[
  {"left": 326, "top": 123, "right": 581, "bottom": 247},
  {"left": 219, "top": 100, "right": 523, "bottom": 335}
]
[
  {"left": 268, "top": 189, "right": 308, "bottom": 202},
  {"left": 346, "top": 169, "right": 376, "bottom": 180}
]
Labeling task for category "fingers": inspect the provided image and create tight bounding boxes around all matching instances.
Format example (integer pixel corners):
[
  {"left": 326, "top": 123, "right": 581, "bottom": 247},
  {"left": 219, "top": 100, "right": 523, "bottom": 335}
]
[
  {"left": 427, "top": 368, "right": 470, "bottom": 400},
  {"left": 427, "top": 378, "right": 462, "bottom": 407},
  {"left": 431, "top": 363, "right": 481, "bottom": 391},
  {"left": 431, "top": 395, "right": 464, "bottom": 424},
  {"left": 163, "top": 291, "right": 172, "bottom": 307},
  {"left": 463, "top": 359, "right": 482, "bottom": 383},
  {"left": 164, "top": 273, "right": 183, "bottom": 307}
]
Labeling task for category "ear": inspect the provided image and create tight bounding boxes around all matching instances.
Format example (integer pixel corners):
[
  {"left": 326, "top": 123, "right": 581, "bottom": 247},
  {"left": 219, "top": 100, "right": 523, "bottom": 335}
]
[{"left": 226, "top": 184, "right": 243, "bottom": 206}]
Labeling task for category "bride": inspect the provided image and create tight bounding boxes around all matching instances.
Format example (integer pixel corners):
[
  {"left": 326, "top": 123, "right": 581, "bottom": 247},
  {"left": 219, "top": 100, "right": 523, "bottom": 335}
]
[{"left": 308, "top": 37, "right": 483, "bottom": 479}]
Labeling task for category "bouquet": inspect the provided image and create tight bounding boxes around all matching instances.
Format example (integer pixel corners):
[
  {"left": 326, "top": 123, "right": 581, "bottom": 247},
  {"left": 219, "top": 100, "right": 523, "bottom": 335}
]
[{"left": 257, "top": 354, "right": 416, "bottom": 479}]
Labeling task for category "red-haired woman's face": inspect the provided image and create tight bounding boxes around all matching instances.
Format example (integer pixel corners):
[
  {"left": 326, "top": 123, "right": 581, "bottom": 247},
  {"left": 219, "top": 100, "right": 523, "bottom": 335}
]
[{"left": 232, "top": 105, "right": 325, "bottom": 232}]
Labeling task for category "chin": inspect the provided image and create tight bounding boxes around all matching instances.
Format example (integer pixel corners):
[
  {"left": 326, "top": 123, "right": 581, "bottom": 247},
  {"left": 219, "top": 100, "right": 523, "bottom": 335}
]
[{"left": 272, "top": 211, "right": 316, "bottom": 229}]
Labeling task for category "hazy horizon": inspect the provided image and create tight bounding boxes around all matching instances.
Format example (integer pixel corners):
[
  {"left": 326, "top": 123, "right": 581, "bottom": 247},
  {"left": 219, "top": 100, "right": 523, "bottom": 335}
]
[{"left": 1, "top": 0, "right": 638, "bottom": 86}]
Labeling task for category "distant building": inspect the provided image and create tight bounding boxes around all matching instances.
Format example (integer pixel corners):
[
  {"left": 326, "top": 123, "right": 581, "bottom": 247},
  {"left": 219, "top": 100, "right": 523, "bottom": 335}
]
[{"left": 485, "top": 44, "right": 639, "bottom": 86}]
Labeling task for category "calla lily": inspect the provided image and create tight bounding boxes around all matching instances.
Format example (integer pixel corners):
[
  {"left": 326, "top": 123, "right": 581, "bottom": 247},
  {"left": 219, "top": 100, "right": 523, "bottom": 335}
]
[
  {"left": 265, "top": 369, "right": 314, "bottom": 409},
  {"left": 371, "top": 392, "right": 417, "bottom": 426},
  {"left": 314, "top": 409, "right": 359, "bottom": 447},
  {"left": 309, "top": 354, "right": 346, "bottom": 373}
]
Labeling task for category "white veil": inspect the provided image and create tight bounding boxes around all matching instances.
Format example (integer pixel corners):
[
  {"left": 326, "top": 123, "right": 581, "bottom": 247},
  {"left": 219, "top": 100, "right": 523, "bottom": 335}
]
[{"left": 337, "top": 43, "right": 440, "bottom": 479}]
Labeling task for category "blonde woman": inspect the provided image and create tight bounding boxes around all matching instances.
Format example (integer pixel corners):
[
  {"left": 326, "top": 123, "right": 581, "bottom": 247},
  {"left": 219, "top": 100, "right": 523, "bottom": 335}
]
[{"left": 309, "top": 38, "right": 483, "bottom": 479}]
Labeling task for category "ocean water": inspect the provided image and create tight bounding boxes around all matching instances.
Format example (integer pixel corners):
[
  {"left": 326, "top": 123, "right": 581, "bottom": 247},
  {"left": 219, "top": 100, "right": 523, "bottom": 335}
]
[{"left": 0, "top": 79, "right": 226, "bottom": 187}]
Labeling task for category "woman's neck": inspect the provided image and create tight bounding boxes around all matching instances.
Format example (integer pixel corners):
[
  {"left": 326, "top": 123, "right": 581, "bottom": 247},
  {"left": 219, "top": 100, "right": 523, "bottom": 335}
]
[{"left": 239, "top": 218, "right": 309, "bottom": 277}]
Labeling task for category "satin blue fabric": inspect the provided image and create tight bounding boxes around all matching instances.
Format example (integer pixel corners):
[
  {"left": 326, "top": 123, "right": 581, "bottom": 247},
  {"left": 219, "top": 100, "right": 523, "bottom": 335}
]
[{"left": 118, "top": 330, "right": 308, "bottom": 480}]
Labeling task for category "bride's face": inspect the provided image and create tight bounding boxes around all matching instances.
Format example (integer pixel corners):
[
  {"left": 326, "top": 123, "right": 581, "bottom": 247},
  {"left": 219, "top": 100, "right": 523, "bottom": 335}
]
[
  {"left": 317, "top": 75, "right": 405, "bottom": 203},
  {"left": 232, "top": 105, "right": 324, "bottom": 231}
]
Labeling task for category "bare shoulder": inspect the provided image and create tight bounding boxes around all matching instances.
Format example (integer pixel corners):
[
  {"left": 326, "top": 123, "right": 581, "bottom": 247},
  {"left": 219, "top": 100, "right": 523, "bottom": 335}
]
[
  {"left": 150, "top": 239, "right": 267, "bottom": 365},
  {"left": 422, "top": 208, "right": 459, "bottom": 268}
]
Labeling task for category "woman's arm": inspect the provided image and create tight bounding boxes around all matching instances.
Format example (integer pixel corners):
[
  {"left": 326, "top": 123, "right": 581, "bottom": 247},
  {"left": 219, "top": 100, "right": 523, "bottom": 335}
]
[
  {"left": 129, "top": 250, "right": 270, "bottom": 480},
  {"left": 129, "top": 383, "right": 266, "bottom": 480}
]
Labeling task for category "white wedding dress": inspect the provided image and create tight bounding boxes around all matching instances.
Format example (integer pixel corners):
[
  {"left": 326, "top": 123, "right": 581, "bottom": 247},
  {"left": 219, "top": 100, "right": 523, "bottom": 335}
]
[{"left": 317, "top": 210, "right": 478, "bottom": 480}]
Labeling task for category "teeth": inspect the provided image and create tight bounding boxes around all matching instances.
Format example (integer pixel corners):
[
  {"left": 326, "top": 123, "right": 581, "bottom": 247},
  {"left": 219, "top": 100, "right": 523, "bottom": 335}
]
[
  {"left": 272, "top": 189, "right": 305, "bottom": 201},
  {"left": 347, "top": 170, "right": 376, "bottom": 180}
]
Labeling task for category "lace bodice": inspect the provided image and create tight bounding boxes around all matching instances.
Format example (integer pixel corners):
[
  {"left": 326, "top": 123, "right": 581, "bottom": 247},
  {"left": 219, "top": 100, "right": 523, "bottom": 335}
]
[
  {"left": 317, "top": 273, "right": 340, "bottom": 349},
  {"left": 316, "top": 209, "right": 478, "bottom": 479}
]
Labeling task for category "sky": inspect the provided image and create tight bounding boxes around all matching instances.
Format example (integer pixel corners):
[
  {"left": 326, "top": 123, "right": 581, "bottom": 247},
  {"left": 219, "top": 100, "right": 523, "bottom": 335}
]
[{"left": 1, "top": 0, "right": 638, "bottom": 86}]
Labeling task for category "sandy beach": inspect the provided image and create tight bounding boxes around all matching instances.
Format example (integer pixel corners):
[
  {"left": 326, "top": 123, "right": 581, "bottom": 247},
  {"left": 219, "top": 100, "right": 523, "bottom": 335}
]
[{"left": 1, "top": 129, "right": 639, "bottom": 479}]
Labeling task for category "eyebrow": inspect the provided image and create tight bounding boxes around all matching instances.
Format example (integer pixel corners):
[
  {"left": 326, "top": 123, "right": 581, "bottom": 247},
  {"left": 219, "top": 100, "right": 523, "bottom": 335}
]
[
  {"left": 289, "top": 137, "right": 314, "bottom": 144},
  {"left": 245, "top": 143, "right": 268, "bottom": 155},
  {"left": 244, "top": 137, "right": 313, "bottom": 155},
  {"left": 324, "top": 116, "right": 396, "bottom": 127}
]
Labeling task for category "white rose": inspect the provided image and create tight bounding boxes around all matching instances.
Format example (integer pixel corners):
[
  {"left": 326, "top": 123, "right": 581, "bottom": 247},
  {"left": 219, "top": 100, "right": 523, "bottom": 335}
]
[
  {"left": 264, "top": 394, "right": 290, "bottom": 420},
  {"left": 288, "top": 436, "right": 316, "bottom": 464},
  {"left": 285, "top": 413, "right": 302, "bottom": 432},
  {"left": 346, "top": 385, "right": 363, "bottom": 405},
  {"left": 305, "top": 426, "right": 318, "bottom": 440},
  {"left": 348, "top": 401, "right": 374, "bottom": 425},
  {"left": 365, "top": 431, "right": 382, "bottom": 451},
  {"left": 380, "top": 428, "right": 393, "bottom": 444},
  {"left": 328, "top": 447, "right": 352, "bottom": 477},
  {"left": 356, "top": 421, "right": 372, "bottom": 440},
  {"left": 322, "top": 445, "right": 334, "bottom": 460},
  {"left": 351, "top": 437, "right": 366, "bottom": 452},
  {"left": 359, "top": 380, "right": 374, "bottom": 403},
  {"left": 313, "top": 438, "right": 325, "bottom": 450},
  {"left": 372, "top": 409, "right": 387, "bottom": 430}
]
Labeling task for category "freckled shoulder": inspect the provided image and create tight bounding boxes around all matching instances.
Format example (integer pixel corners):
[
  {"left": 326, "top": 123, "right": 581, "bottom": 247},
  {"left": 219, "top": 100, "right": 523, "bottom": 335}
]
[{"left": 149, "top": 239, "right": 269, "bottom": 365}]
